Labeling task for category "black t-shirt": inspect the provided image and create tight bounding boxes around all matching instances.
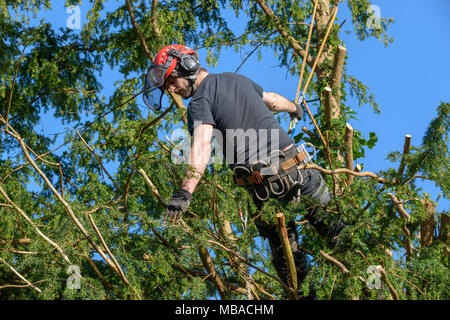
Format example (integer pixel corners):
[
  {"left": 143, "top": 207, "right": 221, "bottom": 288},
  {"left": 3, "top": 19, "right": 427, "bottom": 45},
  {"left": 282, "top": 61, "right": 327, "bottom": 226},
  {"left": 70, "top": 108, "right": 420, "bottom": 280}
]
[{"left": 187, "top": 72, "right": 293, "bottom": 167}]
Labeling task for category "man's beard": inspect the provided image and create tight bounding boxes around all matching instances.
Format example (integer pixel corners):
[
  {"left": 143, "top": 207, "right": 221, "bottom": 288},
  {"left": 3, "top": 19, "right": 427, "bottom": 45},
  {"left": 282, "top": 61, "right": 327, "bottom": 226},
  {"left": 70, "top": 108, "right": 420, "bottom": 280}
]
[{"left": 181, "top": 85, "right": 194, "bottom": 99}]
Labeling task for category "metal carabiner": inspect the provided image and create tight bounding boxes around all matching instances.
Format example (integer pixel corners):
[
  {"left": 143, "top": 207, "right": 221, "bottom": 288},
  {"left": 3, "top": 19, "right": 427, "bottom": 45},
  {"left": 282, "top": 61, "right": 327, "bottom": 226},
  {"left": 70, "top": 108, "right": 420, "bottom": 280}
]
[
  {"left": 254, "top": 185, "right": 270, "bottom": 202},
  {"left": 238, "top": 203, "right": 248, "bottom": 230}
]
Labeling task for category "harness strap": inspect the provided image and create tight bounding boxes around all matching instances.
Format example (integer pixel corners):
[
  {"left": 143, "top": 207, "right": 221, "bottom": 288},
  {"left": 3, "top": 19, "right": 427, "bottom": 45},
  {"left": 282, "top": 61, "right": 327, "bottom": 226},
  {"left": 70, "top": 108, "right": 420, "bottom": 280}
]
[
  {"left": 233, "top": 147, "right": 310, "bottom": 187},
  {"left": 280, "top": 149, "right": 309, "bottom": 171},
  {"left": 233, "top": 171, "right": 264, "bottom": 186}
]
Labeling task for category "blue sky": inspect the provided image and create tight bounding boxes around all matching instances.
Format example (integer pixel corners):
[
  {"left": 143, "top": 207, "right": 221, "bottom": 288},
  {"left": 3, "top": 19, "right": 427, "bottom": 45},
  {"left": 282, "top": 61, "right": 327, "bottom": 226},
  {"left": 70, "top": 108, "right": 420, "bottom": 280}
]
[{"left": 33, "top": 0, "right": 449, "bottom": 212}]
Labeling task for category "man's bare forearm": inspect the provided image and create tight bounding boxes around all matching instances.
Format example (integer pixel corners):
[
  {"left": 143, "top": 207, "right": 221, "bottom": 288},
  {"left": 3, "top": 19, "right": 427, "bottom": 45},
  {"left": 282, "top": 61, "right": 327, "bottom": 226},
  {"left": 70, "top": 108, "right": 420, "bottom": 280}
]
[
  {"left": 180, "top": 125, "right": 213, "bottom": 194},
  {"left": 262, "top": 92, "right": 296, "bottom": 113},
  {"left": 180, "top": 152, "right": 209, "bottom": 194}
]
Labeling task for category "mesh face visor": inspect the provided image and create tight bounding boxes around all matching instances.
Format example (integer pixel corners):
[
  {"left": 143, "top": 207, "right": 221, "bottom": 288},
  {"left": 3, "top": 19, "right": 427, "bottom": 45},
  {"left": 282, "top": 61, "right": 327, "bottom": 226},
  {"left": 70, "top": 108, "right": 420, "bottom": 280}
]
[{"left": 143, "top": 64, "right": 167, "bottom": 111}]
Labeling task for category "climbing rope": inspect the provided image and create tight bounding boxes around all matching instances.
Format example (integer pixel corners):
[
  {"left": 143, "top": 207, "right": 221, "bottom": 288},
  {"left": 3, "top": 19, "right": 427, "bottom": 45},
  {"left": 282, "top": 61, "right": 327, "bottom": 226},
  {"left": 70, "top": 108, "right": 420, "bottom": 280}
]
[
  {"left": 294, "top": 0, "right": 317, "bottom": 105},
  {"left": 289, "top": 1, "right": 339, "bottom": 152}
]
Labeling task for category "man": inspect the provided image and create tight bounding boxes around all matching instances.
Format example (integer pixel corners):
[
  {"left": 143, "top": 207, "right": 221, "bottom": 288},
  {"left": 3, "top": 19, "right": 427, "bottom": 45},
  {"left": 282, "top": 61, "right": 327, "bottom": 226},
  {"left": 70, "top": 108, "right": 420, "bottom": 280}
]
[{"left": 144, "top": 44, "right": 346, "bottom": 297}]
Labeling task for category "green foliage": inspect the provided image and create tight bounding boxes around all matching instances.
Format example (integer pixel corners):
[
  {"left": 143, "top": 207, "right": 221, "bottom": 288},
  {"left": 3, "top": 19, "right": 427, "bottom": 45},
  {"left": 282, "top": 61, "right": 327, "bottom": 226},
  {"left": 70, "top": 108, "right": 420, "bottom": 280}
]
[{"left": 0, "top": 0, "right": 447, "bottom": 301}]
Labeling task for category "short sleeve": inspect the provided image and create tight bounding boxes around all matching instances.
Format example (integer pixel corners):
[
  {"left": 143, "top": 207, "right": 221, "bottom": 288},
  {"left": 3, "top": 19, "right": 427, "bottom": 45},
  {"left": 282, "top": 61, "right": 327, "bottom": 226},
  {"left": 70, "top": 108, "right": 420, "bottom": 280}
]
[
  {"left": 187, "top": 97, "right": 216, "bottom": 135},
  {"left": 250, "top": 79, "right": 264, "bottom": 97}
]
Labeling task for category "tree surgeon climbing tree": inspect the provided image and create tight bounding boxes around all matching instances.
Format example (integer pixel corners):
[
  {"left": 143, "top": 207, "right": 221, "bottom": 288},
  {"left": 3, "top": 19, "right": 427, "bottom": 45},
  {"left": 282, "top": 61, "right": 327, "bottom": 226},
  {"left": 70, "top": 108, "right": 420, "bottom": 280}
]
[{"left": 0, "top": 0, "right": 448, "bottom": 300}]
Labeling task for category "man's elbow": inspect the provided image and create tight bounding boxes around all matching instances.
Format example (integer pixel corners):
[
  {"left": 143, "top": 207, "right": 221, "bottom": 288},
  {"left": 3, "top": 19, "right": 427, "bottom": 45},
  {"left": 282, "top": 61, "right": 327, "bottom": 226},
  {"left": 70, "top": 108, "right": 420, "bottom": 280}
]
[{"left": 262, "top": 92, "right": 277, "bottom": 111}]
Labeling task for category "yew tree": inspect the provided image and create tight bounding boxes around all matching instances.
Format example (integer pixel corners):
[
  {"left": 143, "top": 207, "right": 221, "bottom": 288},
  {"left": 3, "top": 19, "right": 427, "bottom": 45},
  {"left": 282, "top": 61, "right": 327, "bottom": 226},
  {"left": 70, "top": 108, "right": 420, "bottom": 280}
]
[{"left": 0, "top": 0, "right": 448, "bottom": 300}]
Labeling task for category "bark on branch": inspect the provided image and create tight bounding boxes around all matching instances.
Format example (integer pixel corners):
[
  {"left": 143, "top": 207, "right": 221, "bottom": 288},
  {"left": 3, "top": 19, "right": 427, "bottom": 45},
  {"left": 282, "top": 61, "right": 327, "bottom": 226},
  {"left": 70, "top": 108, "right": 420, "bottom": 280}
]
[
  {"left": 320, "top": 250, "right": 350, "bottom": 274},
  {"left": 276, "top": 213, "right": 298, "bottom": 299},
  {"left": 1, "top": 122, "right": 139, "bottom": 296},
  {"left": 379, "top": 267, "right": 399, "bottom": 300},
  {"left": 420, "top": 199, "right": 435, "bottom": 247},
  {"left": 0, "top": 185, "right": 71, "bottom": 264},
  {"left": 344, "top": 123, "right": 354, "bottom": 184},
  {"left": 298, "top": 163, "right": 386, "bottom": 184},
  {"left": 396, "top": 134, "right": 411, "bottom": 183},
  {"left": 125, "top": 0, "right": 153, "bottom": 61},
  {"left": 388, "top": 193, "right": 413, "bottom": 259},
  {"left": 254, "top": 0, "right": 313, "bottom": 66},
  {"left": 198, "top": 247, "right": 228, "bottom": 299},
  {"left": 0, "top": 258, "right": 42, "bottom": 293}
]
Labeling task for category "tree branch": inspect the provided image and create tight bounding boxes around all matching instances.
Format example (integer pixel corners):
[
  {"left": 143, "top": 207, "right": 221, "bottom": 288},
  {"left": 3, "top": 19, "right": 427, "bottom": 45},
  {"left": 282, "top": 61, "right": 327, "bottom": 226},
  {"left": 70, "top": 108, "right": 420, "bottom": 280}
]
[
  {"left": 0, "top": 184, "right": 71, "bottom": 264},
  {"left": 150, "top": 0, "right": 161, "bottom": 37},
  {"left": 320, "top": 250, "right": 350, "bottom": 274},
  {"left": 0, "top": 258, "right": 42, "bottom": 293},
  {"left": 75, "top": 129, "right": 121, "bottom": 191},
  {"left": 125, "top": 0, "right": 153, "bottom": 61},
  {"left": 344, "top": 123, "right": 354, "bottom": 184},
  {"left": 254, "top": 0, "right": 313, "bottom": 66},
  {"left": 87, "top": 213, "right": 129, "bottom": 285},
  {"left": 276, "top": 213, "right": 298, "bottom": 299},
  {"left": 396, "top": 134, "right": 411, "bottom": 183},
  {"left": 208, "top": 240, "right": 290, "bottom": 292},
  {"left": 298, "top": 163, "right": 386, "bottom": 184}
]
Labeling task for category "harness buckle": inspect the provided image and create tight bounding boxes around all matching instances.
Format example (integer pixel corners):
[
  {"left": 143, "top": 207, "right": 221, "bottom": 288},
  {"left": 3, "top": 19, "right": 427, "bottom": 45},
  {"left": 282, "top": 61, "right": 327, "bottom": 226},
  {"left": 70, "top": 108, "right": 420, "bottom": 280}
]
[{"left": 251, "top": 171, "right": 264, "bottom": 184}]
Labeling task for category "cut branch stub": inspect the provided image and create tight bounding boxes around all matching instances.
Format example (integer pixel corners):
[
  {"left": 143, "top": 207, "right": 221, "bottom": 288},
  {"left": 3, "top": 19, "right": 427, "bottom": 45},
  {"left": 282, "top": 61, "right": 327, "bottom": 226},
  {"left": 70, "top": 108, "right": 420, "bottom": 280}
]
[
  {"left": 420, "top": 199, "right": 435, "bottom": 247},
  {"left": 275, "top": 213, "right": 298, "bottom": 299},
  {"left": 344, "top": 123, "right": 354, "bottom": 184},
  {"left": 397, "top": 134, "right": 411, "bottom": 183},
  {"left": 439, "top": 213, "right": 449, "bottom": 244}
]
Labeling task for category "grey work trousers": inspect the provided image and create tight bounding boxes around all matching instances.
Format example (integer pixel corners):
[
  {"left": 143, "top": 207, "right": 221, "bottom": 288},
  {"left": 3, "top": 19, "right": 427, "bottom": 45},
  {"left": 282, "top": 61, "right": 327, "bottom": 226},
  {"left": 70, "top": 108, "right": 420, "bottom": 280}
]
[{"left": 248, "top": 168, "right": 344, "bottom": 291}]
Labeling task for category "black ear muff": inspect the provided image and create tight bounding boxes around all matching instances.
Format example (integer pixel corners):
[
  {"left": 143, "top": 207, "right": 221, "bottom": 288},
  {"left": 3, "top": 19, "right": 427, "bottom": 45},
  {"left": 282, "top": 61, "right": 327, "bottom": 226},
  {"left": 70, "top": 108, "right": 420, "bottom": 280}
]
[
  {"left": 180, "top": 55, "right": 199, "bottom": 74},
  {"left": 167, "top": 48, "right": 199, "bottom": 75}
]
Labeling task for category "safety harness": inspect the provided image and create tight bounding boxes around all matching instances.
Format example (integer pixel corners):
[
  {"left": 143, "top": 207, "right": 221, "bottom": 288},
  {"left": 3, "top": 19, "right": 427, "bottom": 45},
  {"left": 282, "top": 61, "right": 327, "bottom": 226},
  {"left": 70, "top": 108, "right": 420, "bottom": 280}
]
[{"left": 232, "top": 143, "right": 315, "bottom": 202}]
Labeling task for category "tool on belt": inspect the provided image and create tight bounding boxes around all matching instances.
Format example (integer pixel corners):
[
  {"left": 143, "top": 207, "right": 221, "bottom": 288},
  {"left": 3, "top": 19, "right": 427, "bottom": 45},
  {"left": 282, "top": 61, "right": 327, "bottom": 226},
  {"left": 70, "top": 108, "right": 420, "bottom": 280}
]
[{"left": 233, "top": 143, "right": 316, "bottom": 201}]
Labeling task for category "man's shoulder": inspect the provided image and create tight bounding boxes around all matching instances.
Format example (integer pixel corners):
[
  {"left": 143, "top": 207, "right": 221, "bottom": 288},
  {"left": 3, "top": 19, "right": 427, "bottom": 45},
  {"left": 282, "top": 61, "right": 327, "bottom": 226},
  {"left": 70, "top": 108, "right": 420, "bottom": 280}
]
[{"left": 205, "top": 72, "right": 250, "bottom": 81}]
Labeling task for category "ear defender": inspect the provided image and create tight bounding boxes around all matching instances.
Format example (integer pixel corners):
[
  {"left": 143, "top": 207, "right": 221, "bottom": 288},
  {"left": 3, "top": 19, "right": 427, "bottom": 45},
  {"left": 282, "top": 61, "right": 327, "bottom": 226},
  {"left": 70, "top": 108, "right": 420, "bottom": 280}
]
[
  {"left": 168, "top": 48, "right": 200, "bottom": 75},
  {"left": 180, "top": 55, "right": 200, "bottom": 74}
]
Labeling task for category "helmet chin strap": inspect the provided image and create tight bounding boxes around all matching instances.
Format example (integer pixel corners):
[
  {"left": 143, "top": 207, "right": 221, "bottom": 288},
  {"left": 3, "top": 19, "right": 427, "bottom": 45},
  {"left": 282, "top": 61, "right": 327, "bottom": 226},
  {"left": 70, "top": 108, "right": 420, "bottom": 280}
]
[{"left": 185, "top": 71, "right": 199, "bottom": 98}]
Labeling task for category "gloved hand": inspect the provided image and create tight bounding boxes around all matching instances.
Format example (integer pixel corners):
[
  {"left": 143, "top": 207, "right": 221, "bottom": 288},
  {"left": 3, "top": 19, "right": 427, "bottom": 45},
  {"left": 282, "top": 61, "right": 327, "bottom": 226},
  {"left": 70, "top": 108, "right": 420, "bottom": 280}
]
[
  {"left": 164, "top": 189, "right": 192, "bottom": 222},
  {"left": 290, "top": 101, "right": 304, "bottom": 120}
]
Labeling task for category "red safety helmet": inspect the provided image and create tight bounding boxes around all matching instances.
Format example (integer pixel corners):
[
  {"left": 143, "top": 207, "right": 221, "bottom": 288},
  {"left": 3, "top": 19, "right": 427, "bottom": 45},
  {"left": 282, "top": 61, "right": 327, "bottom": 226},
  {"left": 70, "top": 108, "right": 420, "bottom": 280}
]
[{"left": 143, "top": 44, "right": 200, "bottom": 110}]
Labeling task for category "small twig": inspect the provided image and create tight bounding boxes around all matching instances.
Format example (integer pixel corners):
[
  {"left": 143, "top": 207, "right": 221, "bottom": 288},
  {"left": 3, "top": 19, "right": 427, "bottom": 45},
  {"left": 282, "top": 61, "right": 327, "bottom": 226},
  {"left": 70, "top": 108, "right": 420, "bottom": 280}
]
[
  {"left": 5, "top": 46, "right": 26, "bottom": 133},
  {"left": 354, "top": 249, "right": 371, "bottom": 267},
  {"left": 328, "top": 275, "right": 337, "bottom": 300},
  {"left": 389, "top": 268, "right": 428, "bottom": 298},
  {"left": 6, "top": 249, "right": 38, "bottom": 255},
  {"left": 251, "top": 280, "right": 278, "bottom": 300},
  {"left": 138, "top": 103, "right": 174, "bottom": 138},
  {"left": 138, "top": 168, "right": 199, "bottom": 219},
  {"left": 75, "top": 130, "right": 121, "bottom": 191},
  {"left": 82, "top": 253, "right": 115, "bottom": 291},
  {"left": 138, "top": 169, "right": 167, "bottom": 206},
  {"left": 320, "top": 250, "right": 350, "bottom": 274}
]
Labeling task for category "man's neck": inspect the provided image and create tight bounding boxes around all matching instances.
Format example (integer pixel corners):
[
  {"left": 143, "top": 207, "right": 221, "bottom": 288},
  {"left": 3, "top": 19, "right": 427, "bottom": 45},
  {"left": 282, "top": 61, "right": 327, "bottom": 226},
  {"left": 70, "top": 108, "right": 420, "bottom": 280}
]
[{"left": 195, "top": 70, "right": 209, "bottom": 87}]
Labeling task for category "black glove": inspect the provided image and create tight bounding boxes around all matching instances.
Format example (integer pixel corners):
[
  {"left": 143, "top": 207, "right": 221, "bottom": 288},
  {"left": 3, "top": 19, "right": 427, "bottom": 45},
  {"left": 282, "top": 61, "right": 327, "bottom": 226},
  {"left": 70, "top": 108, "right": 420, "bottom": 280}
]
[
  {"left": 164, "top": 189, "right": 192, "bottom": 221},
  {"left": 290, "top": 101, "right": 304, "bottom": 120},
  {"left": 290, "top": 101, "right": 303, "bottom": 120}
]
